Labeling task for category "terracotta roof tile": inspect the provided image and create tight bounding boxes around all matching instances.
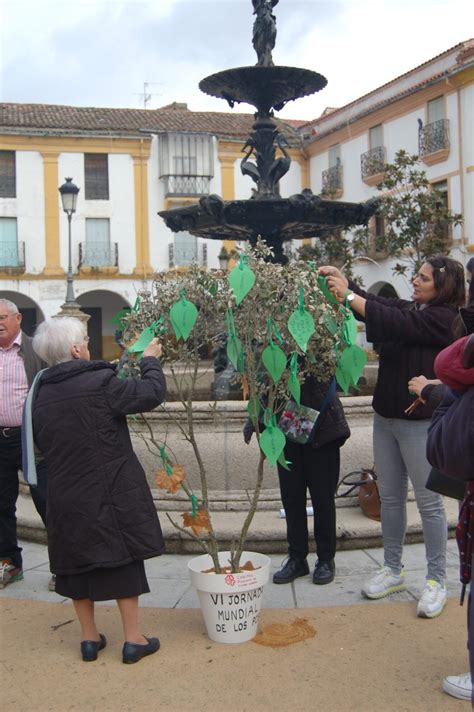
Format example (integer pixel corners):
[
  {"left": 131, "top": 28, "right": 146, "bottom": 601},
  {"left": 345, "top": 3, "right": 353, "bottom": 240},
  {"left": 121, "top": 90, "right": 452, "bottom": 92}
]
[{"left": 0, "top": 102, "right": 304, "bottom": 142}]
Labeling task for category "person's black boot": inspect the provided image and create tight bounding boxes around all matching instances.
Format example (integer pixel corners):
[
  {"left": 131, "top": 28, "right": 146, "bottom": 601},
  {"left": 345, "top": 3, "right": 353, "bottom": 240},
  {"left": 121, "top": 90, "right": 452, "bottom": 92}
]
[
  {"left": 273, "top": 558, "right": 309, "bottom": 584},
  {"left": 313, "top": 559, "right": 335, "bottom": 585}
]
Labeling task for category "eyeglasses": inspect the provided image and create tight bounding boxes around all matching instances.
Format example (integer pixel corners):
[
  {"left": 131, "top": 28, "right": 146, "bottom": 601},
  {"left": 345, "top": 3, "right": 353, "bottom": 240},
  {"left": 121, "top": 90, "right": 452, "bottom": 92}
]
[{"left": 74, "top": 336, "right": 90, "bottom": 346}]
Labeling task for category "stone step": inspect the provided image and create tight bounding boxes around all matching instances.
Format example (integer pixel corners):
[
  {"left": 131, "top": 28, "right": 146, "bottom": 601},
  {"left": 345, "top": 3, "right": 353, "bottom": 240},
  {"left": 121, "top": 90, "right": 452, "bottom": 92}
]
[{"left": 17, "top": 490, "right": 460, "bottom": 555}]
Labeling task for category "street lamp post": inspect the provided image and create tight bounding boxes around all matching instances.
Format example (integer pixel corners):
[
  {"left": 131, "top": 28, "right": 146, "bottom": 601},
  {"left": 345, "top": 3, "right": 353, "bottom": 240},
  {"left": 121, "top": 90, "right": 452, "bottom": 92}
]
[
  {"left": 56, "top": 178, "right": 89, "bottom": 325},
  {"left": 59, "top": 177, "right": 80, "bottom": 306}
]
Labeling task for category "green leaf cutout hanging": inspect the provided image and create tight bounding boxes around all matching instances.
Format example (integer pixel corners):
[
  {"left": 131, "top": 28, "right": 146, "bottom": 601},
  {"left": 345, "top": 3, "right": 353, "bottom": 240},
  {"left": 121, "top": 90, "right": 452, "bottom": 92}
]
[
  {"left": 229, "top": 259, "right": 256, "bottom": 306},
  {"left": 277, "top": 450, "right": 292, "bottom": 471},
  {"left": 335, "top": 364, "right": 351, "bottom": 394},
  {"left": 317, "top": 275, "right": 339, "bottom": 305},
  {"left": 288, "top": 352, "right": 301, "bottom": 405},
  {"left": 111, "top": 307, "right": 131, "bottom": 327},
  {"left": 262, "top": 343, "right": 286, "bottom": 383},
  {"left": 339, "top": 344, "right": 367, "bottom": 387},
  {"left": 288, "top": 288, "right": 315, "bottom": 352},
  {"left": 340, "top": 308, "right": 358, "bottom": 346},
  {"left": 323, "top": 311, "right": 338, "bottom": 336},
  {"left": 127, "top": 326, "right": 155, "bottom": 355},
  {"left": 288, "top": 374, "right": 301, "bottom": 405},
  {"left": 259, "top": 424, "right": 286, "bottom": 466},
  {"left": 170, "top": 292, "right": 198, "bottom": 341},
  {"left": 227, "top": 336, "right": 243, "bottom": 371},
  {"left": 288, "top": 309, "right": 315, "bottom": 352}
]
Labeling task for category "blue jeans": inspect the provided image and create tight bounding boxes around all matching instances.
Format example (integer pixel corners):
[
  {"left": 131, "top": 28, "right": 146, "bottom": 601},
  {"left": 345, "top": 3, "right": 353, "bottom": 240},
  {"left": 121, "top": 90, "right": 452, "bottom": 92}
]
[{"left": 373, "top": 413, "right": 447, "bottom": 583}]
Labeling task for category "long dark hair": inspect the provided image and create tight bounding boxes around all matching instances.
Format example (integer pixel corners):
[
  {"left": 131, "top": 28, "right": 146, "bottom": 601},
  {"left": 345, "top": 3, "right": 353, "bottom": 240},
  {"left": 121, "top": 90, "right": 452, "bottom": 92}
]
[
  {"left": 453, "top": 267, "right": 474, "bottom": 338},
  {"left": 424, "top": 255, "right": 466, "bottom": 309}
]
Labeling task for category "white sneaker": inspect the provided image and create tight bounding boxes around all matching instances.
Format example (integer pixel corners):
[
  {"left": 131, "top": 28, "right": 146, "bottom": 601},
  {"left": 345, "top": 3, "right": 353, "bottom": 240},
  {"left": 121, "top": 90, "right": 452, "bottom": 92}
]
[
  {"left": 442, "top": 673, "right": 472, "bottom": 700},
  {"left": 362, "top": 566, "right": 406, "bottom": 599},
  {"left": 416, "top": 579, "right": 447, "bottom": 618}
]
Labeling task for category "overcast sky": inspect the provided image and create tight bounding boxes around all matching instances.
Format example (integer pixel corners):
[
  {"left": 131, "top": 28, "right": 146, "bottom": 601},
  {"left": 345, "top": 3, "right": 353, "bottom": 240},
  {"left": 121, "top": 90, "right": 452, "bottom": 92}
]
[{"left": 0, "top": 0, "right": 471, "bottom": 121}]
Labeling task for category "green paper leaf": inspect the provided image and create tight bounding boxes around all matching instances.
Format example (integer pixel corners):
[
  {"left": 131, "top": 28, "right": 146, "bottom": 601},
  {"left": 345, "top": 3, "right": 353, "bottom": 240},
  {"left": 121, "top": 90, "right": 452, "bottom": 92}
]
[
  {"left": 339, "top": 344, "right": 367, "bottom": 387},
  {"left": 132, "top": 296, "right": 141, "bottom": 313},
  {"left": 323, "top": 311, "right": 338, "bottom": 335},
  {"left": 259, "top": 426, "right": 286, "bottom": 466},
  {"left": 262, "top": 344, "right": 286, "bottom": 383},
  {"left": 170, "top": 298, "right": 198, "bottom": 341},
  {"left": 227, "top": 336, "right": 243, "bottom": 371},
  {"left": 335, "top": 364, "right": 351, "bottom": 394},
  {"left": 111, "top": 307, "right": 131, "bottom": 326},
  {"left": 288, "top": 375, "right": 301, "bottom": 405},
  {"left": 277, "top": 450, "right": 292, "bottom": 471},
  {"left": 288, "top": 309, "right": 315, "bottom": 352},
  {"left": 341, "top": 310, "right": 358, "bottom": 346},
  {"left": 229, "top": 263, "right": 256, "bottom": 305},
  {"left": 317, "top": 275, "right": 339, "bottom": 305},
  {"left": 127, "top": 326, "right": 155, "bottom": 354}
]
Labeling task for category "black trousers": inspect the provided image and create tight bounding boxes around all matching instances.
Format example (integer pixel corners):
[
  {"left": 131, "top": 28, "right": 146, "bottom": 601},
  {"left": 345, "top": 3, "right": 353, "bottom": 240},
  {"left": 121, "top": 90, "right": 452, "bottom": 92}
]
[
  {"left": 0, "top": 428, "right": 47, "bottom": 569},
  {"left": 277, "top": 440, "right": 340, "bottom": 562}
]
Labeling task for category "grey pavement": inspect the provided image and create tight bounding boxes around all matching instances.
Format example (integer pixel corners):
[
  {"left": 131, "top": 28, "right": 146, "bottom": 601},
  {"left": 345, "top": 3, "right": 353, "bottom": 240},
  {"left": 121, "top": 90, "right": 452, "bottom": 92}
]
[{"left": 3, "top": 537, "right": 463, "bottom": 611}]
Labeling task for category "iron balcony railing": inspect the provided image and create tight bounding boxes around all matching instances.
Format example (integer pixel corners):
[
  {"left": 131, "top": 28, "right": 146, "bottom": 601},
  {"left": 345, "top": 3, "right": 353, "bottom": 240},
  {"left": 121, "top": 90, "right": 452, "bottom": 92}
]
[
  {"left": 0, "top": 241, "right": 25, "bottom": 269},
  {"left": 360, "top": 146, "right": 386, "bottom": 180},
  {"left": 321, "top": 164, "right": 343, "bottom": 195},
  {"left": 162, "top": 175, "right": 212, "bottom": 197},
  {"left": 418, "top": 119, "right": 450, "bottom": 157},
  {"left": 78, "top": 242, "right": 118, "bottom": 269}
]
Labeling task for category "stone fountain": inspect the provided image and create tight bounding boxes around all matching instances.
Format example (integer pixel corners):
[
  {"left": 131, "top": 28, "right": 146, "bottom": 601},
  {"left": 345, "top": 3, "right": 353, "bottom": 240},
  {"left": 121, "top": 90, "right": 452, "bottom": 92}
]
[{"left": 159, "top": 0, "right": 378, "bottom": 264}]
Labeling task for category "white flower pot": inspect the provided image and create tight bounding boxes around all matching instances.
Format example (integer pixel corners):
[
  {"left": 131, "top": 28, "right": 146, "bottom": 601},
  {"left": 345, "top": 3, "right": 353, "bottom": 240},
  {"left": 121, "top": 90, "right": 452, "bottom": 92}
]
[{"left": 188, "top": 551, "right": 271, "bottom": 644}]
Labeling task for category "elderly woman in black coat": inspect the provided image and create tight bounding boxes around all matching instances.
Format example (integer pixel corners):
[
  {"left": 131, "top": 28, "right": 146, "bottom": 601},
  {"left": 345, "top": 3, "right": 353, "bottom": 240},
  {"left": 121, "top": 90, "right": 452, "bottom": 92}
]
[{"left": 31, "top": 317, "right": 166, "bottom": 664}]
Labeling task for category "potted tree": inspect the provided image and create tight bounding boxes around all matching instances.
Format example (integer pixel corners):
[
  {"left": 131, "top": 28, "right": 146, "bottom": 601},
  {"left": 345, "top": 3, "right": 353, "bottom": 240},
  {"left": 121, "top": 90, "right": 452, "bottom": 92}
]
[{"left": 120, "top": 241, "right": 362, "bottom": 642}]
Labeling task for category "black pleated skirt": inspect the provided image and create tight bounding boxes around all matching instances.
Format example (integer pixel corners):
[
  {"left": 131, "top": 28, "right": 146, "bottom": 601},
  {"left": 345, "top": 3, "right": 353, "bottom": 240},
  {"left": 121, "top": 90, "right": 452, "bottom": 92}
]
[{"left": 55, "top": 560, "right": 150, "bottom": 601}]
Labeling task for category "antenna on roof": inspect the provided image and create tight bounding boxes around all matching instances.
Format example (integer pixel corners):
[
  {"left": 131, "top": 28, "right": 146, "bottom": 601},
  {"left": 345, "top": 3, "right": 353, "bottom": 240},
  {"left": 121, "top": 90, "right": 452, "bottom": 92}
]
[{"left": 134, "top": 82, "right": 161, "bottom": 109}]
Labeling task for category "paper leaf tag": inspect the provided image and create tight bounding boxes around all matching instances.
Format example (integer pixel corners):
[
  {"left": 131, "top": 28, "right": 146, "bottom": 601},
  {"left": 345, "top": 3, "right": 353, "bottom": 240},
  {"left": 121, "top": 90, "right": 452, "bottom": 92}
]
[
  {"left": 288, "top": 309, "right": 315, "bottom": 352},
  {"left": 317, "top": 275, "right": 339, "bottom": 305},
  {"left": 341, "top": 310, "right": 358, "bottom": 346},
  {"left": 127, "top": 327, "right": 155, "bottom": 354},
  {"left": 227, "top": 336, "right": 243, "bottom": 371},
  {"left": 170, "top": 298, "right": 198, "bottom": 341},
  {"left": 288, "top": 374, "right": 301, "bottom": 405},
  {"left": 323, "top": 311, "right": 338, "bottom": 335},
  {"left": 262, "top": 344, "right": 286, "bottom": 383},
  {"left": 229, "top": 263, "right": 256, "bottom": 306},
  {"left": 111, "top": 307, "right": 131, "bottom": 326},
  {"left": 277, "top": 450, "right": 291, "bottom": 471},
  {"left": 339, "top": 344, "right": 367, "bottom": 387},
  {"left": 259, "top": 426, "right": 286, "bottom": 466},
  {"left": 335, "top": 364, "right": 351, "bottom": 394}
]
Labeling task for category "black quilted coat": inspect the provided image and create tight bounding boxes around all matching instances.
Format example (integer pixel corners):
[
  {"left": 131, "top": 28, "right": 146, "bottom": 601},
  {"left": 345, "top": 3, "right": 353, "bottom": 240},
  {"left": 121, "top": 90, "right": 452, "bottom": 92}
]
[{"left": 32, "top": 357, "right": 166, "bottom": 576}]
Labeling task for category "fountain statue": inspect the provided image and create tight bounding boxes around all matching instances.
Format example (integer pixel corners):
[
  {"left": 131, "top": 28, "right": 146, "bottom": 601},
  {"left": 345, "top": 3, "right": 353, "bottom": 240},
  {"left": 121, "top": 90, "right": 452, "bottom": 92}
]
[{"left": 159, "top": 0, "right": 378, "bottom": 264}]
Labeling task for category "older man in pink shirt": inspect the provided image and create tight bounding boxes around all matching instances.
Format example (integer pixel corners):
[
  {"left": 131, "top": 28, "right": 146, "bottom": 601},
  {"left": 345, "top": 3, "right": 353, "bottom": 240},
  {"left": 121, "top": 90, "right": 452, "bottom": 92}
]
[{"left": 0, "top": 298, "right": 46, "bottom": 588}]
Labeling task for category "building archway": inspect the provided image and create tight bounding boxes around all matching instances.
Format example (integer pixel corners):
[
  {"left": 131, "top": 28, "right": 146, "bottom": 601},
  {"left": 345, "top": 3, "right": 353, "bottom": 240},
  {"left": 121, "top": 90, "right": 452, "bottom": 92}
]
[
  {"left": 78, "top": 290, "right": 131, "bottom": 361},
  {"left": 0, "top": 291, "right": 44, "bottom": 336},
  {"left": 367, "top": 280, "right": 399, "bottom": 299}
]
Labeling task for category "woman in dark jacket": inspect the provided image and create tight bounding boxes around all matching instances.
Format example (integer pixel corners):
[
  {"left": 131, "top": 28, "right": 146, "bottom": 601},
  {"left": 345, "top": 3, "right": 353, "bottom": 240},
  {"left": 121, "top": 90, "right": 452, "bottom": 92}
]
[
  {"left": 320, "top": 256, "right": 465, "bottom": 618},
  {"left": 427, "top": 332, "right": 474, "bottom": 702},
  {"left": 31, "top": 317, "right": 166, "bottom": 664},
  {"left": 245, "top": 374, "right": 350, "bottom": 585}
]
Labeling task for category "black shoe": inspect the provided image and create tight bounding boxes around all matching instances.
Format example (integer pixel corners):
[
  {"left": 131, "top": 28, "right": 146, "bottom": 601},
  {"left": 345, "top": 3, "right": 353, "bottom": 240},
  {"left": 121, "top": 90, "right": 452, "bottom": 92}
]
[
  {"left": 313, "top": 560, "right": 335, "bottom": 585},
  {"left": 81, "top": 633, "right": 107, "bottom": 662},
  {"left": 122, "top": 636, "right": 160, "bottom": 664},
  {"left": 273, "top": 558, "right": 309, "bottom": 584}
]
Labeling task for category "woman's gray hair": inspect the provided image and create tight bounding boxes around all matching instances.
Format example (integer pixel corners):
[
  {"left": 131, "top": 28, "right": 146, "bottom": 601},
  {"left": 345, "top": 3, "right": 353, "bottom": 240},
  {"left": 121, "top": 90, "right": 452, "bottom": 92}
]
[
  {"left": 0, "top": 298, "right": 19, "bottom": 315},
  {"left": 33, "top": 317, "right": 87, "bottom": 366}
]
